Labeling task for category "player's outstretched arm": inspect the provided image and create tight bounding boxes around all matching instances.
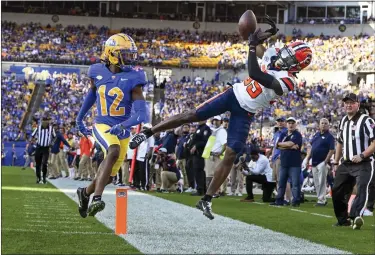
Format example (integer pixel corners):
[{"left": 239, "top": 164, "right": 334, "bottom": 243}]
[
  {"left": 247, "top": 29, "right": 283, "bottom": 96},
  {"left": 76, "top": 80, "right": 96, "bottom": 135}
]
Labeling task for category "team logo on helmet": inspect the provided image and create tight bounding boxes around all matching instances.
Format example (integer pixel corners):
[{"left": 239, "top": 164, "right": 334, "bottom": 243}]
[{"left": 106, "top": 39, "right": 116, "bottom": 46}]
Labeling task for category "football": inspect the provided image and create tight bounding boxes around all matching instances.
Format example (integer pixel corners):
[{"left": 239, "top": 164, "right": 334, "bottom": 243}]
[{"left": 238, "top": 10, "right": 258, "bottom": 40}]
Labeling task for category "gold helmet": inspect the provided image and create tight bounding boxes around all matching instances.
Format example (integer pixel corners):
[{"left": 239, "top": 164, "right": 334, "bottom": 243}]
[{"left": 101, "top": 33, "right": 137, "bottom": 68}]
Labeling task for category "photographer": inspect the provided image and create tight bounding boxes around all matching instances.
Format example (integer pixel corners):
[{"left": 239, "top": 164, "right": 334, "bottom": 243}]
[
  {"left": 241, "top": 150, "right": 275, "bottom": 203},
  {"left": 158, "top": 148, "right": 181, "bottom": 193}
]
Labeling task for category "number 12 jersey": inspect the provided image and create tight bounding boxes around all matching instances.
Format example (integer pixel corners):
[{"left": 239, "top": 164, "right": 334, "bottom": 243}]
[{"left": 88, "top": 63, "right": 147, "bottom": 127}]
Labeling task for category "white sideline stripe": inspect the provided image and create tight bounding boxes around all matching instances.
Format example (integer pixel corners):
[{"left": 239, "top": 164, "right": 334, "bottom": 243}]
[
  {"left": 290, "top": 209, "right": 308, "bottom": 213},
  {"left": 253, "top": 202, "right": 265, "bottom": 205},
  {"left": 252, "top": 202, "right": 335, "bottom": 218},
  {"left": 2, "top": 228, "right": 113, "bottom": 235},
  {"left": 310, "top": 213, "right": 333, "bottom": 218},
  {"left": 2, "top": 186, "right": 118, "bottom": 195},
  {"left": 48, "top": 178, "right": 351, "bottom": 254}
]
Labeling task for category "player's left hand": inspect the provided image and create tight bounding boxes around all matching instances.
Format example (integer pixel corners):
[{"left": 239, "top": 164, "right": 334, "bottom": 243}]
[
  {"left": 248, "top": 28, "right": 273, "bottom": 46},
  {"left": 105, "top": 124, "right": 126, "bottom": 136},
  {"left": 351, "top": 155, "right": 363, "bottom": 163}
]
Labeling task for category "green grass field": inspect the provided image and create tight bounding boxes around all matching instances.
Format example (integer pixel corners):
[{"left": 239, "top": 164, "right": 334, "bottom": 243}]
[
  {"left": 2, "top": 166, "right": 374, "bottom": 254},
  {"left": 152, "top": 192, "right": 375, "bottom": 254},
  {"left": 1, "top": 166, "right": 139, "bottom": 254}
]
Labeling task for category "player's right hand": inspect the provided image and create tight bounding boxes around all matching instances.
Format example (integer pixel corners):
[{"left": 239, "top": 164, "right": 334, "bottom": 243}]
[{"left": 77, "top": 121, "right": 91, "bottom": 137}]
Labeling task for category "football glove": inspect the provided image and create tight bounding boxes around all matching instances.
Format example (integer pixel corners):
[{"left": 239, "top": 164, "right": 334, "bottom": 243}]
[
  {"left": 263, "top": 15, "right": 279, "bottom": 37},
  {"left": 105, "top": 124, "right": 127, "bottom": 136}
]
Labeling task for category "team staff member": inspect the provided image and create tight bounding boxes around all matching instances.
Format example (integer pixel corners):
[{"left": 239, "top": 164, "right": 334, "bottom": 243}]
[
  {"left": 49, "top": 124, "right": 71, "bottom": 179},
  {"left": 332, "top": 93, "right": 375, "bottom": 230},
  {"left": 241, "top": 149, "right": 275, "bottom": 202},
  {"left": 304, "top": 118, "right": 335, "bottom": 206},
  {"left": 31, "top": 116, "right": 56, "bottom": 184},
  {"left": 176, "top": 124, "right": 191, "bottom": 190},
  {"left": 190, "top": 120, "right": 211, "bottom": 196},
  {"left": 158, "top": 148, "right": 181, "bottom": 193},
  {"left": 273, "top": 117, "right": 303, "bottom": 207}
]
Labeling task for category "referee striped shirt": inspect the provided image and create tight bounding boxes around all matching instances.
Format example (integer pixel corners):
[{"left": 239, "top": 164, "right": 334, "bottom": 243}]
[
  {"left": 31, "top": 125, "right": 56, "bottom": 147},
  {"left": 337, "top": 112, "right": 375, "bottom": 161}
]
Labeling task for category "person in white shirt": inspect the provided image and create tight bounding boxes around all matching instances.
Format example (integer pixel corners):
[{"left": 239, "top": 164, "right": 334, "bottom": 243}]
[
  {"left": 241, "top": 149, "right": 276, "bottom": 202},
  {"left": 135, "top": 124, "right": 155, "bottom": 190},
  {"left": 120, "top": 126, "right": 136, "bottom": 186},
  {"left": 203, "top": 116, "right": 227, "bottom": 196}
]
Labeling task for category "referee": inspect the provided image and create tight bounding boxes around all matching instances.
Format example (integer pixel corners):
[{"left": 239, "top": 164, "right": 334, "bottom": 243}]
[
  {"left": 31, "top": 116, "right": 56, "bottom": 184},
  {"left": 332, "top": 93, "right": 375, "bottom": 230}
]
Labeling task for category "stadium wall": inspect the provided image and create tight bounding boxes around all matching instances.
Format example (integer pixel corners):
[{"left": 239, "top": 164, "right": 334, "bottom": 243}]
[
  {"left": 1, "top": 62, "right": 351, "bottom": 85},
  {"left": 2, "top": 12, "right": 374, "bottom": 36}
]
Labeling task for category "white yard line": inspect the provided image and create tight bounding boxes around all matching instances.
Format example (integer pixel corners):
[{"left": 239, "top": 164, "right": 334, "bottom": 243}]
[
  {"left": 2, "top": 228, "right": 113, "bottom": 235},
  {"left": 26, "top": 219, "right": 81, "bottom": 224},
  {"left": 290, "top": 209, "right": 308, "bottom": 213},
  {"left": 310, "top": 213, "right": 333, "bottom": 218},
  {"left": 25, "top": 223, "right": 92, "bottom": 229},
  {"left": 47, "top": 178, "right": 351, "bottom": 254}
]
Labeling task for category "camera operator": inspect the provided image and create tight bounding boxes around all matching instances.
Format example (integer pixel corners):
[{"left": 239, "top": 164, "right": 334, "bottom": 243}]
[
  {"left": 158, "top": 148, "right": 182, "bottom": 193},
  {"left": 241, "top": 149, "right": 275, "bottom": 202}
]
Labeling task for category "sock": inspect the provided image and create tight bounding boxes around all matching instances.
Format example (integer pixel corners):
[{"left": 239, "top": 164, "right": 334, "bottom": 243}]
[
  {"left": 93, "top": 195, "right": 102, "bottom": 202},
  {"left": 203, "top": 194, "right": 212, "bottom": 202},
  {"left": 144, "top": 128, "right": 154, "bottom": 138},
  {"left": 83, "top": 188, "right": 90, "bottom": 197}
]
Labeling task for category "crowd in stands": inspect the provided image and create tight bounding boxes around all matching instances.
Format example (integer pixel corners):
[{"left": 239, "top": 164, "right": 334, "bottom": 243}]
[
  {"left": 3, "top": 65, "right": 374, "bottom": 153},
  {"left": 2, "top": 21, "right": 374, "bottom": 71}
]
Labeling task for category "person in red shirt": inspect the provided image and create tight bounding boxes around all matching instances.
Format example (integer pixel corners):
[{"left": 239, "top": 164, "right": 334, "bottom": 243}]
[{"left": 78, "top": 133, "right": 94, "bottom": 181}]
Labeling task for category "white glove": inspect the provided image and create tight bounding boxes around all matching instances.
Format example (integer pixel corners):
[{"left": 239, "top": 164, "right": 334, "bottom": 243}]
[{"left": 242, "top": 170, "right": 250, "bottom": 176}]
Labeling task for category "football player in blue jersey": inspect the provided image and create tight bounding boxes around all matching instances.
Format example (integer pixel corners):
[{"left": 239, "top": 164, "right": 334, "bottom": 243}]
[{"left": 75, "top": 33, "right": 149, "bottom": 217}]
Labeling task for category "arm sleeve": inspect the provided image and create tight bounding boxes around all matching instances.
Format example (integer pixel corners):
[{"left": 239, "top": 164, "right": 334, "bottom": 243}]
[
  {"left": 61, "top": 134, "right": 71, "bottom": 147},
  {"left": 120, "top": 100, "right": 149, "bottom": 129},
  {"left": 251, "top": 157, "right": 268, "bottom": 175},
  {"left": 247, "top": 48, "right": 283, "bottom": 96},
  {"left": 337, "top": 117, "right": 345, "bottom": 144},
  {"left": 131, "top": 70, "right": 147, "bottom": 89},
  {"left": 277, "top": 132, "right": 286, "bottom": 144},
  {"left": 31, "top": 128, "right": 38, "bottom": 138},
  {"left": 364, "top": 117, "right": 375, "bottom": 143}
]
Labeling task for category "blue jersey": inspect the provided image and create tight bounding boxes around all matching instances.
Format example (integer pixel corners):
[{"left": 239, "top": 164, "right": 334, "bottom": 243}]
[{"left": 88, "top": 63, "right": 147, "bottom": 134}]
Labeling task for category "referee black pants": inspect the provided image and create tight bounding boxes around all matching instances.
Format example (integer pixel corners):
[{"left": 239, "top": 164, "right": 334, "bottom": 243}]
[
  {"left": 332, "top": 161, "right": 374, "bottom": 224},
  {"left": 35, "top": 146, "right": 50, "bottom": 181}
]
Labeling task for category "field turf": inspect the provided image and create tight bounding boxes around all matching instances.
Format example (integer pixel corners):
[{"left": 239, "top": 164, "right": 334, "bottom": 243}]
[
  {"left": 152, "top": 191, "right": 375, "bottom": 254},
  {"left": 1, "top": 166, "right": 140, "bottom": 254}
]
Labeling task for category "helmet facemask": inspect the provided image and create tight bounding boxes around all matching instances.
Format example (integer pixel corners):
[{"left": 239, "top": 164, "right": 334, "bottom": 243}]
[{"left": 275, "top": 46, "right": 301, "bottom": 72}]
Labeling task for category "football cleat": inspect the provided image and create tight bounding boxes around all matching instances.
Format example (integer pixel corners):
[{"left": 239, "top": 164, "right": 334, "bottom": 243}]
[
  {"left": 196, "top": 200, "right": 214, "bottom": 220},
  {"left": 77, "top": 188, "right": 90, "bottom": 218},
  {"left": 87, "top": 200, "right": 106, "bottom": 217}
]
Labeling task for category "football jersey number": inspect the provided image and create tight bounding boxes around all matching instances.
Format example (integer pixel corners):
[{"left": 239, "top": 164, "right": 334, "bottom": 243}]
[
  {"left": 98, "top": 85, "right": 125, "bottom": 116},
  {"left": 244, "top": 77, "right": 262, "bottom": 98}
]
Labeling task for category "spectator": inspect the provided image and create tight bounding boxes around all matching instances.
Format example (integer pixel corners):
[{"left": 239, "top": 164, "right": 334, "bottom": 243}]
[
  {"left": 272, "top": 117, "right": 303, "bottom": 207},
  {"left": 304, "top": 118, "right": 335, "bottom": 206}
]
